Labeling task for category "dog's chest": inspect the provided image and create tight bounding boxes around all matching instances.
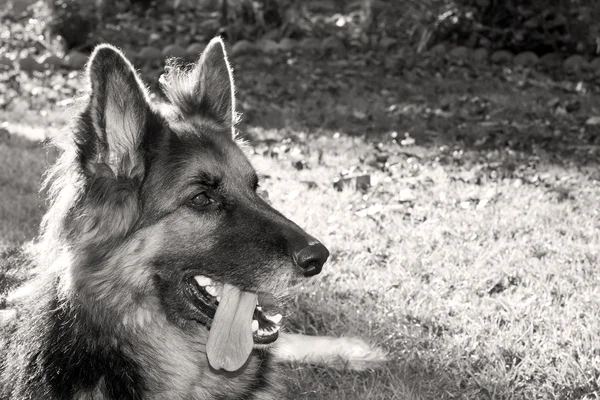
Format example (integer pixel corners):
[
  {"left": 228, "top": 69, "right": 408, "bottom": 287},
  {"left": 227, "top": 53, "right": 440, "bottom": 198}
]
[{"left": 137, "top": 325, "right": 263, "bottom": 399}]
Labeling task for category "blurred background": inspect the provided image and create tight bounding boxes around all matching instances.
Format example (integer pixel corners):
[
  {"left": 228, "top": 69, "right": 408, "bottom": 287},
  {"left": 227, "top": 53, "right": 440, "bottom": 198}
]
[
  {"left": 2, "top": 1, "right": 600, "bottom": 399},
  {"left": 2, "top": 0, "right": 600, "bottom": 155}
]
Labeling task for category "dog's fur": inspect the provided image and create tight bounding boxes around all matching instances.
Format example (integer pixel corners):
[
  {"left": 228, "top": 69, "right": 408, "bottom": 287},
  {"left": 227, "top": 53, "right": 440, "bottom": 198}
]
[{"left": 0, "top": 38, "right": 386, "bottom": 400}]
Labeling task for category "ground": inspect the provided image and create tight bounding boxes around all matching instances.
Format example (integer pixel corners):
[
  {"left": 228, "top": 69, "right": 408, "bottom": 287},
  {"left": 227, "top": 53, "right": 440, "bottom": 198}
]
[{"left": 2, "top": 41, "right": 600, "bottom": 399}]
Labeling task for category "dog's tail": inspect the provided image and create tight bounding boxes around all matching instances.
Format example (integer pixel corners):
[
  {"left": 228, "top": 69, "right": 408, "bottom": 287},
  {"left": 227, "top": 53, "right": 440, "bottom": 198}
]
[{"left": 272, "top": 333, "right": 388, "bottom": 371}]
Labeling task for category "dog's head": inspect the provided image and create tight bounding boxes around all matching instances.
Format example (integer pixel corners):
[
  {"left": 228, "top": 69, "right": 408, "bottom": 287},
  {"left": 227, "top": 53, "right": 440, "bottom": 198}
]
[{"left": 52, "top": 38, "right": 328, "bottom": 372}]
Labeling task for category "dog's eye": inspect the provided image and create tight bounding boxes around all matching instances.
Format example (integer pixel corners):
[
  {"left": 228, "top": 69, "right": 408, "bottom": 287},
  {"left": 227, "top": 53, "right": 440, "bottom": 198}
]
[{"left": 189, "top": 193, "right": 214, "bottom": 208}]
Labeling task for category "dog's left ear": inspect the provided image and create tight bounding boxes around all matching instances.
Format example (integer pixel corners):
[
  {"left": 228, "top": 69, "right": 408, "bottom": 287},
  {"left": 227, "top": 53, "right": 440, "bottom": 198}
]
[
  {"left": 162, "top": 37, "right": 236, "bottom": 134},
  {"left": 190, "top": 37, "right": 235, "bottom": 128},
  {"left": 85, "top": 44, "right": 152, "bottom": 178}
]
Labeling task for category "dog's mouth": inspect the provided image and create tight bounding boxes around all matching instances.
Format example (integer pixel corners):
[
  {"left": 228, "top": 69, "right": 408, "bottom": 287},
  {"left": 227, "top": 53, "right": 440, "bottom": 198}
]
[
  {"left": 188, "top": 275, "right": 283, "bottom": 371},
  {"left": 190, "top": 275, "right": 283, "bottom": 343}
]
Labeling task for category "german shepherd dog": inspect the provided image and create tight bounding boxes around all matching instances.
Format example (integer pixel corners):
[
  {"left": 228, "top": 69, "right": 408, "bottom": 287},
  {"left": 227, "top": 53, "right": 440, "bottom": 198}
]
[{"left": 0, "top": 37, "right": 386, "bottom": 399}]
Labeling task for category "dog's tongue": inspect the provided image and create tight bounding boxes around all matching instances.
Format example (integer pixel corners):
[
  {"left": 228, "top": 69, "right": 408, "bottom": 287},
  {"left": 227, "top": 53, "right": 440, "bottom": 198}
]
[{"left": 206, "top": 283, "right": 257, "bottom": 371}]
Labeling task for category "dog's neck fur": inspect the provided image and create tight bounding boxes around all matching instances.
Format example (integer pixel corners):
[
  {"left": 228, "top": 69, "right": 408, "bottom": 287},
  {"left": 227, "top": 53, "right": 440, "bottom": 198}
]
[{"left": 46, "top": 239, "right": 275, "bottom": 400}]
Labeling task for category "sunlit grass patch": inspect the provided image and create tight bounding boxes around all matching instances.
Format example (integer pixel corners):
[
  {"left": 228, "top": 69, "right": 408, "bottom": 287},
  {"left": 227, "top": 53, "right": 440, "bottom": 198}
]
[{"left": 252, "top": 132, "right": 600, "bottom": 399}]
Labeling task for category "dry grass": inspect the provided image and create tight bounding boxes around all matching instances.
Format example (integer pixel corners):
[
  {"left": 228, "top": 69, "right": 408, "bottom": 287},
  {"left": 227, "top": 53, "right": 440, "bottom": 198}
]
[{"left": 1, "top": 110, "right": 600, "bottom": 399}]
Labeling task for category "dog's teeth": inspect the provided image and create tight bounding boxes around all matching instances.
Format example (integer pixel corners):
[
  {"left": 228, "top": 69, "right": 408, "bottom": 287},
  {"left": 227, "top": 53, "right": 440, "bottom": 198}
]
[
  {"left": 257, "top": 327, "right": 279, "bottom": 336},
  {"left": 256, "top": 306, "right": 263, "bottom": 311},
  {"left": 265, "top": 314, "right": 282, "bottom": 324},
  {"left": 252, "top": 320, "right": 259, "bottom": 332},
  {"left": 205, "top": 285, "right": 218, "bottom": 297},
  {"left": 216, "top": 295, "right": 221, "bottom": 302},
  {"left": 194, "top": 275, "right": 212, "bottom": 287}
]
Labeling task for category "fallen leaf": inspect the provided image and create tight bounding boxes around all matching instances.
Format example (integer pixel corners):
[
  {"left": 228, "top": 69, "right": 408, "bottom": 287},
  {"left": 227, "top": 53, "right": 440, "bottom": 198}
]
[
  {"left": 585, "top": 116, "right": 600, "bottom": 125},
  {"left": 352, "top": 110, "right": 367, "bottom": 120},
  {"left": 292, "top": 160, "right": 307, "bottom": 170},
  {"left": 333, "top": 174, "right": 371, "bottom": 192},
  {"left": 300, "top": 180, "right": 318, "bottom": 189},
  {"left": 356, "top": 204, "right": 384, "bottom": 217},
  {"left": 400, "top": 135, "right": 415, "bottom": 146},
  {"left": 397, "top": 188, "right": 416, "bottom": 202}
]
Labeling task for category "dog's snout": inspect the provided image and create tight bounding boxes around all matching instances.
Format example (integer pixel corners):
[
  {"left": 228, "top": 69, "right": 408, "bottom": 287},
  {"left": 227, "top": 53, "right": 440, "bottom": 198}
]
[{"left": 293, "top": 242, "right": 329, "bottom": 277}]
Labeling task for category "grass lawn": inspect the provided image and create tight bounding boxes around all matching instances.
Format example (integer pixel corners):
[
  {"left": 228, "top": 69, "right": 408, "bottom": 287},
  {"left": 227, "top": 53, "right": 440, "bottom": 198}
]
[
  {"left": 257, "top": 133, "right": 600, "bottom": 399},
  {"left": 2, "top": 65, "right": 600, "bottom": 399}
]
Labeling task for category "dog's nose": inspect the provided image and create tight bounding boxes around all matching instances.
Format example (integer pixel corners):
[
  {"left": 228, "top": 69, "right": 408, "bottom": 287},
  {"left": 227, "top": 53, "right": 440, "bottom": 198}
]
[{"left": 293, "top": 242, "right": 329, "bottom": 277}]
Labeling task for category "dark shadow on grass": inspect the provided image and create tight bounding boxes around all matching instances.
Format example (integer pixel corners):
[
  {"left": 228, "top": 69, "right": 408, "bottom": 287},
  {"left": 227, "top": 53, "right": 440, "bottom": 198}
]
[
  {"left": 286, "top": 288, "right": 600, "bottom": 400},
  {"left": 283, "top": 294, "right": 470, "bottom": 400},
  {"left": 227, "top": 52, "right": 600, "bottom": 178}
]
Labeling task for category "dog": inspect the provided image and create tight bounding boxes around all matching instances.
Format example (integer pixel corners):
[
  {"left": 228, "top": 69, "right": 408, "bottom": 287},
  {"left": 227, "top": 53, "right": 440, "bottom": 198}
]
[{"left": 0, "top": 37, "right": 386, "bottom": 399}]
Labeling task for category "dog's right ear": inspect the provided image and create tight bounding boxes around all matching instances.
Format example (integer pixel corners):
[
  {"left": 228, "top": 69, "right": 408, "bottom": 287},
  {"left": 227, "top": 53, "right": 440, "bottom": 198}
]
[{"left": 83, "top": 44, "right": 152, "bottom": 179}]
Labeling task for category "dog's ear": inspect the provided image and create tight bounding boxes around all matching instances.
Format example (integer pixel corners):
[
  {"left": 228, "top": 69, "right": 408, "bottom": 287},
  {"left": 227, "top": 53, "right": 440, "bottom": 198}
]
[
  {"left": 161, "top": 37, "right": 236, "bottom": 133},
  {"left": 192, "top": 37, "right": 235, "bottom": 127},
  {"left": 84, "top": 44, "right": 151, "bottom": 178}
]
